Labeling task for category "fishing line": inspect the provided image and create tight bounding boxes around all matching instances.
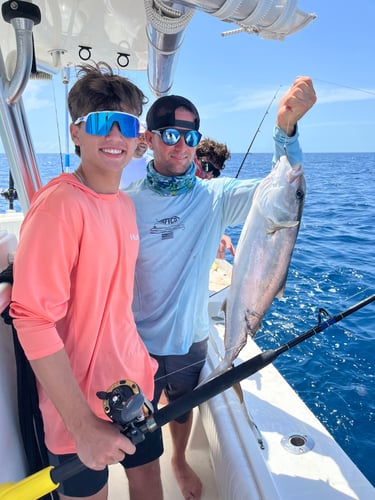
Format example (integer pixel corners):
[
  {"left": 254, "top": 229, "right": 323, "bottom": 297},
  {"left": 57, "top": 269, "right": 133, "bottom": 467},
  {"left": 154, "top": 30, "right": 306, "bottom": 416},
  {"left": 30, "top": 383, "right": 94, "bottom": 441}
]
[
  {"left": 340, "top": 287, "right": 374, "bottom": 306},
  {"left": 153, "top": 358, "right": 207, "bottom": 384},
  {"left": 314, "top": 78, "right": 375, "bottom": 97},
  {"left": 153, "top": 334, "right": 252, "bottom": 384},
  {"left": 209, "top": 285, "right": 229, "bottom": 298},
  {"left": 282, "top": 106, "right": 294, "bottom": 155}
]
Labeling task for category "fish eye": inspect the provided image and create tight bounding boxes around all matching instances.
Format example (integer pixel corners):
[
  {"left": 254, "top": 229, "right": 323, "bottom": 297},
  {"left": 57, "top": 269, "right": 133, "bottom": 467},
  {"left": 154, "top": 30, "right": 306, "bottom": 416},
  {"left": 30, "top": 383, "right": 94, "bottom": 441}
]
[{"left": 296, "top": 189, "right": 304, "bottom": 200}]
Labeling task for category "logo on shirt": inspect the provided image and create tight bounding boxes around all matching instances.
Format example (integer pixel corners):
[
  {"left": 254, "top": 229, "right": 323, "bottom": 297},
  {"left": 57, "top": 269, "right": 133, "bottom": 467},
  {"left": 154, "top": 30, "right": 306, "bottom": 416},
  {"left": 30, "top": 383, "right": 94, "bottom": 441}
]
[{"left": 150, "top": 216, "right": 185, "bottom": 240}]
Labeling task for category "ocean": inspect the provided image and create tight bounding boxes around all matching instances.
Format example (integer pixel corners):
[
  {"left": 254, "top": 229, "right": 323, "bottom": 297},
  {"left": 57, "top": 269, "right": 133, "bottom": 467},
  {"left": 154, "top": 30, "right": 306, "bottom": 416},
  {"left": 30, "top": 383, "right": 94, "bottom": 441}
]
[{"left": 0, "top": 152, "right": 374, "bottom": 486}]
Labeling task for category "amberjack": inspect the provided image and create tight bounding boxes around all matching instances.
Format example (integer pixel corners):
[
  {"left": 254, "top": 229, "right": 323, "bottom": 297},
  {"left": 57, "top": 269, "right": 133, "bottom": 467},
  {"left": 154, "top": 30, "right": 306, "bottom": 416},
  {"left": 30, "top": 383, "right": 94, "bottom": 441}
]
[{"left": 205, "top": 155, "right": 306, "bottom": 381}]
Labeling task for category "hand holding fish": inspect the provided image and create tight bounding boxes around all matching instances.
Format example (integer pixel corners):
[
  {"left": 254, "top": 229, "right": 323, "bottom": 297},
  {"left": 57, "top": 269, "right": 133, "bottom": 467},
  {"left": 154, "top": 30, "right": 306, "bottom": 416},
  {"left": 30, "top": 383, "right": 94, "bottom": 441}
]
[
  {"left": 217, "top": 234, "right": 236, "bottom": 259},
  {"left": 277, "top": 76, "right": 317, "bottom": 136}
]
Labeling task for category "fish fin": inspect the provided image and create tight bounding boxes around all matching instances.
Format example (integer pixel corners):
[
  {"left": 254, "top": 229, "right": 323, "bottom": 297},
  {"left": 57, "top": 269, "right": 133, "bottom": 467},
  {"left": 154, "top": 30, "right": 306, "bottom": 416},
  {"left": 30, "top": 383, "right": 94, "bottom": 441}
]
[
  {"left": 232, "top": 382, "right": 244, "bottom": 403},
  {"left": 249, "top": 322, "right": 261, "bottom": 337},
  {"left": 245, "top": 310, "right": 262, "bottom": 338},
  {"left": 221, "top": 298, "right": 227, "bottom": 314},
  {"left": 266, "top": 219, "right": 299, "bottom": 234},
  {"left": 276, "top": 282, "right": 286, "bottom": 299}
]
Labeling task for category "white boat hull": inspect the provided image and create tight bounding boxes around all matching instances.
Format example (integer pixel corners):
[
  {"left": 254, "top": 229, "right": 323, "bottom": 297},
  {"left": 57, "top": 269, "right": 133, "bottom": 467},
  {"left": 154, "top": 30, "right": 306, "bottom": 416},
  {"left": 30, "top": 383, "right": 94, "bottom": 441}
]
[{"left": 199, "top": 281, "right": 374, "bottom": 499}]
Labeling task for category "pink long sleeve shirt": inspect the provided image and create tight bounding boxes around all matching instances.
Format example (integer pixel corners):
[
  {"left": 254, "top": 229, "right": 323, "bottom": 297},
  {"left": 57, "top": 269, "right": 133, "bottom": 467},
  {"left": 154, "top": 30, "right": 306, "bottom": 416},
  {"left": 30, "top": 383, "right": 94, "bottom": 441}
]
[{"left": 11, "top": 174, "right": 157, "bottom": 454}]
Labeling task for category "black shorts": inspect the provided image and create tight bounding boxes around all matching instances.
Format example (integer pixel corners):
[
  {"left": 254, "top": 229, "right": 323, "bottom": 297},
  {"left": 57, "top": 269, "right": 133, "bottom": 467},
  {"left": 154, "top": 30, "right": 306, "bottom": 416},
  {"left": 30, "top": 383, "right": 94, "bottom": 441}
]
[
  {"left": 48, "top": 429, "right": 164, "bottom": 497},
  {"left": 152, "top": 339, "right": 208, "bottom": 423},
  {"left": 120, "top": 339, "right": 208, "bottom": 471},
  {"left": 48, "top": 451, "right": 109, "bottom": 497}
]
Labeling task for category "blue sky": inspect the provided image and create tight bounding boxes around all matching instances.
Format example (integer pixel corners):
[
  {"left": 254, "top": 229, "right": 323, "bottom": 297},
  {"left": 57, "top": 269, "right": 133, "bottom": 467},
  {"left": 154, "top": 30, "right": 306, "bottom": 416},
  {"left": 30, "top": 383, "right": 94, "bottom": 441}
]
[{"left": 11, "top": 0, "right": 375, "bottom": 153}]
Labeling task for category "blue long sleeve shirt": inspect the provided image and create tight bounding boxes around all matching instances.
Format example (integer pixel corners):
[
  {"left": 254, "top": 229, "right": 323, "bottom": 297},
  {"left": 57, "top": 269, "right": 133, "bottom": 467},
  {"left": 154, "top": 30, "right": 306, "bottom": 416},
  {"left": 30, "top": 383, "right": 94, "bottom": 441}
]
[{"left": 125, "top": 126, "right": 302, "bottom": 355}]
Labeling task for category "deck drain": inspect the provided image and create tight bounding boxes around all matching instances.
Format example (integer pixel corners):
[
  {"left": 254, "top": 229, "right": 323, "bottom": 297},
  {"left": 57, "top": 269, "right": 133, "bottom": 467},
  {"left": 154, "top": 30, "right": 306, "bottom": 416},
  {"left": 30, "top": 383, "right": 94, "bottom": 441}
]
[{"left": 281, "top": 433, "right": 315, "bottom": 454}]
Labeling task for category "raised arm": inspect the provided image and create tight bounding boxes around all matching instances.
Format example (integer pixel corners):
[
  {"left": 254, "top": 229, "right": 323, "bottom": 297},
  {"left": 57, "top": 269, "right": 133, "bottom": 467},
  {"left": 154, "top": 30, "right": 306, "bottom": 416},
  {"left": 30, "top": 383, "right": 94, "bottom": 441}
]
[
  {"left": 273, "top": 76, "right": 317, "bottom": 165},
  {"left": 277, "top": 76, "right": 317, "bottom": 135}
]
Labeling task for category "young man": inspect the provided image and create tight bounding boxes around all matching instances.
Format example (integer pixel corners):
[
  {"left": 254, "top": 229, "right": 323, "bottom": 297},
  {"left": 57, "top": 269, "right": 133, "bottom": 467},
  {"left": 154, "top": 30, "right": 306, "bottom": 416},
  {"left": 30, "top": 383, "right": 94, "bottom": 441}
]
[
  {"left": 119, "top": 123, "right": 153, "bottom": 188},
  {"left": 194, "top": 137, "right": 230, "bottom": 179},
  {"left": 125, "top": 76, "right": 316, "bottom": 499},
  {"left": 10, "top": 63, "right": 159, "bottom": 500}
]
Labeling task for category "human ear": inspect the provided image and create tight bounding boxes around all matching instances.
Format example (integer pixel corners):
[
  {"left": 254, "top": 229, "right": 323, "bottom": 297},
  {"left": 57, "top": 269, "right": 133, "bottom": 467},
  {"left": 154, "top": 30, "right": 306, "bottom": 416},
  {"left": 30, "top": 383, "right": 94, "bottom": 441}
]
[
  {"left": 145, "top": 130, "right": 154, "bottom": 150},
  {"left": 70, "top": 123, "right": 80, "bottom": 145}
]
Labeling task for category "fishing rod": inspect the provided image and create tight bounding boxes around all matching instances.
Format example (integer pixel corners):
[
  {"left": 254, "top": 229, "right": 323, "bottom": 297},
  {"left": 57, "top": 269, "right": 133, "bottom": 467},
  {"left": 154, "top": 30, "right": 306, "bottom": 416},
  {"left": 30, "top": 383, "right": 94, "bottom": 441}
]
[
  {"left": 150, "top": 293, "right": 375, "bottom": 427},
  {"left": 1, "top": 293, "right": 373, "bottom": 499},
  {"left": 235, "top": 85, "right": 282, "bottom": 179}
]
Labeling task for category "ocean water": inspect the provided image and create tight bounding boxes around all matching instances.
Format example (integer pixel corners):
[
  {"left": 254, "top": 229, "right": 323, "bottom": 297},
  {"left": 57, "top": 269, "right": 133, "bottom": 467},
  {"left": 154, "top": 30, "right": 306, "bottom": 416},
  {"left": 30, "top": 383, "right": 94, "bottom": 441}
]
[{"left": 0, "top": 152, "right": 374, "bottom": 486}]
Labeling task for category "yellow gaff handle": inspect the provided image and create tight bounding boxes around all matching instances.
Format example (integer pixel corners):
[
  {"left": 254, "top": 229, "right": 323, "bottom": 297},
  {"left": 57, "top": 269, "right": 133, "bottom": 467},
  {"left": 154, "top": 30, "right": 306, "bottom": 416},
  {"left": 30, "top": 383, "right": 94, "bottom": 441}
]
[
  {"left": 0, "top": 456, "right": 86, "bottom": 499},
  {"left": 0, "top": 466, "right": 57, "bottom": 499}
]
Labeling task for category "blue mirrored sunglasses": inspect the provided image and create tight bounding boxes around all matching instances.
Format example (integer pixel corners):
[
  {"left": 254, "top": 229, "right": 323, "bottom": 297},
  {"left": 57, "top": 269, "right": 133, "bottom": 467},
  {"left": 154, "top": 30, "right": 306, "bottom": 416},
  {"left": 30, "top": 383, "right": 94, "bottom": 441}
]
[
  {"left": 74, "top": 111, "right": 140, "bottom": 138},
  {"left": 152, "top": 128, "right": 202, "bottom": 147}
]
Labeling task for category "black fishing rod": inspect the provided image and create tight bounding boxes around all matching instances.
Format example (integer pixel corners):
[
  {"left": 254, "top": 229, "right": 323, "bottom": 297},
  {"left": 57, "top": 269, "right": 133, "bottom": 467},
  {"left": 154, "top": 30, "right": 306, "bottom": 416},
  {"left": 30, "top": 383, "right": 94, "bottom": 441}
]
[
  {"left": 151, "top": 293, "right": 374, "bottom": 427},
  {"left": 235, "top": 84, "right": 282, "bottom": 179},
  {"left": 1, "top": 293, "right": 373, "bottom": 499}
]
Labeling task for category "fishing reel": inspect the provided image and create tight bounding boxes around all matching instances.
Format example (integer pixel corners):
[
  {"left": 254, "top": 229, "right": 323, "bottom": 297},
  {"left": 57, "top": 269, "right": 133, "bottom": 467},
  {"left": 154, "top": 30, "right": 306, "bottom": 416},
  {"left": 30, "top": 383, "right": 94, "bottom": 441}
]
[{"left": 96, "top": 380, "right": 155, "bottom": 445}]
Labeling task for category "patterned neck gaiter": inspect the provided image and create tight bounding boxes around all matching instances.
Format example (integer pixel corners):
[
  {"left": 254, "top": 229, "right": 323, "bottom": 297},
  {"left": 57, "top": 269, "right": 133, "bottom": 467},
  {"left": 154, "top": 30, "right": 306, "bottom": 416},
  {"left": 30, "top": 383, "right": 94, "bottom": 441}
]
[{"left": 145, "top": 160, "right": 196, "bottom": 196}]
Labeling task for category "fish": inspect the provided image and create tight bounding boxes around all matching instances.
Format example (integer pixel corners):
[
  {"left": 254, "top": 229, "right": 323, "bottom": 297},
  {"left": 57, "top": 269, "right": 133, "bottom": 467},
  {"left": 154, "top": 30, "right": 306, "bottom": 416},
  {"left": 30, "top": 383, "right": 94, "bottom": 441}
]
[{"left": 205, "top": 154, "right": 306, "bottom": 382}]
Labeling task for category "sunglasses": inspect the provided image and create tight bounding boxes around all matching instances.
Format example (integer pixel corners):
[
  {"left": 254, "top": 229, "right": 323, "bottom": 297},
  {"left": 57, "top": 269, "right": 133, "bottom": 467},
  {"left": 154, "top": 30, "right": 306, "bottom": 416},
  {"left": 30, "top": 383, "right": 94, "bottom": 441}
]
[
  {"left": 74, "top": 111, "right": 140, "bottom": 138},
  {"left": 200, "top": 160, "right": 216, "bottom": 173},
  {"left": 152, "top": 128, "right": 202, "bottom": 147}
]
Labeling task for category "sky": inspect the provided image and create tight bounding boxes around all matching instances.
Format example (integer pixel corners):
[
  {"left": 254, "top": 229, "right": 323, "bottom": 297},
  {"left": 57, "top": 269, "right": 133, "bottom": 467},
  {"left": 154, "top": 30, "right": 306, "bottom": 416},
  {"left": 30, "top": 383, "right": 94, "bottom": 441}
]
[{"left": 5, "top": 0, "right": 375, "bottom": 154}]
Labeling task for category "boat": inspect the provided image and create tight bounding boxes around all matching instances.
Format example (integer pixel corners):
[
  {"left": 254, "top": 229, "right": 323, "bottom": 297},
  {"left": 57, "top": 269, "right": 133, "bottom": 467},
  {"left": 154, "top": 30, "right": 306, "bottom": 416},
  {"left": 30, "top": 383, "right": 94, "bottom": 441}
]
[{"left": 0, "top": 1, "right": 374, "bottom": 498}]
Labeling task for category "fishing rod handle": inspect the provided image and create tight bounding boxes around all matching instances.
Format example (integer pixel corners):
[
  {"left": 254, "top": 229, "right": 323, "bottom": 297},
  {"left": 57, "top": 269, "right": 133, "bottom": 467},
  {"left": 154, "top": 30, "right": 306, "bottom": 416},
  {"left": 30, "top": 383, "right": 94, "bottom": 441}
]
[
  {"left": 0, "top": 457, "right": 86, "bottom": 499},
  {"left": 50, "top": 455, "right": 87, "bottom": 484}
]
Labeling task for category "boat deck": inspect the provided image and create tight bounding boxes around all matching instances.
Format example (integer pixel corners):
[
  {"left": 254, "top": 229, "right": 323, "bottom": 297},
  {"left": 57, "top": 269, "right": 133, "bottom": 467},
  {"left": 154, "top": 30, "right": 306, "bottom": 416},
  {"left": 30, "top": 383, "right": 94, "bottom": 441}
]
[{"left": 108, "top": 409, "right": 220, "bottom": 499}]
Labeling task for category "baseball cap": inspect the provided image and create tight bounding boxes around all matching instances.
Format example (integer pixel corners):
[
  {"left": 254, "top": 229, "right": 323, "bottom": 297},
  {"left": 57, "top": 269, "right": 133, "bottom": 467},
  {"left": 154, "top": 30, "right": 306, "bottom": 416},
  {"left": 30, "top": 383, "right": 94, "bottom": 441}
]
[{"left": 146, "top": 95, "right": 200, "bottom": 131}]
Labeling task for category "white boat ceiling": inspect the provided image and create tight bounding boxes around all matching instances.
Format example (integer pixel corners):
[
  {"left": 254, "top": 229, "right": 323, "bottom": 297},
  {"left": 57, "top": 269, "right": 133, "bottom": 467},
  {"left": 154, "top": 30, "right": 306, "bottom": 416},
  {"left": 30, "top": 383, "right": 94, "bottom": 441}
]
[
  {"left": 1, "top": 1, "right": 316, "bottom": 94},
  {"left": 0, "top": 0, "right": 316, "bottom": 213}
]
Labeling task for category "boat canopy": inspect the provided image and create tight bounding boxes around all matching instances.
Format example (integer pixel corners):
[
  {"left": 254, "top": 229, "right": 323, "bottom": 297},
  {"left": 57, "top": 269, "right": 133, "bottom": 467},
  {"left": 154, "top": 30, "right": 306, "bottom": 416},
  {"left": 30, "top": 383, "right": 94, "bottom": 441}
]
[{"left": 0, "top": 0, "right": 316, "bottom": 212}]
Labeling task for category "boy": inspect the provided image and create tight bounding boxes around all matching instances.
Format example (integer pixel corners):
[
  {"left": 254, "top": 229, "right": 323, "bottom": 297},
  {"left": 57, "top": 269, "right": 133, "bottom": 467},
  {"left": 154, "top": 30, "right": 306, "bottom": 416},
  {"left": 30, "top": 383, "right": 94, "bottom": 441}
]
[{"left": 11, "top": 63, "right": 158, "bottom": 499}]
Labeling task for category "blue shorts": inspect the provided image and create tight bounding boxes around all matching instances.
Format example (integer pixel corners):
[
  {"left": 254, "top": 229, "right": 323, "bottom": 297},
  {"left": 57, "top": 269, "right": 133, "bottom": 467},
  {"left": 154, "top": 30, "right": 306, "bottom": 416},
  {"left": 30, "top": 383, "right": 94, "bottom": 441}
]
[{"left": 48, "top": 340, "right": 207, "bottom": 497}]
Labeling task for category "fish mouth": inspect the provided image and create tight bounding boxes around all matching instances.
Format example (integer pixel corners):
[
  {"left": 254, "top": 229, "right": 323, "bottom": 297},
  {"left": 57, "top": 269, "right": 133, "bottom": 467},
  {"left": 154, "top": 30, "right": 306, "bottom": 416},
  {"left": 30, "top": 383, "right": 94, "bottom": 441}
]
[{"left": 287, "top": 163, "right": 304, "bottom": 183}]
